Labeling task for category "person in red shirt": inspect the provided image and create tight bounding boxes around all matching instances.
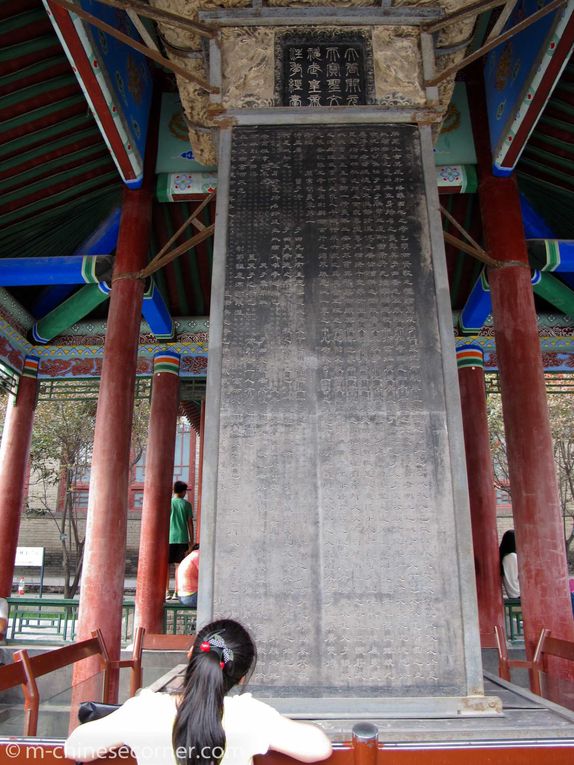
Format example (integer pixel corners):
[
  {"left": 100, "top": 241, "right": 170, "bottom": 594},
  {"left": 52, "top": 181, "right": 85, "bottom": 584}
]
[{"left": 176, "top": 543, "right": 199, "bottom": 608}]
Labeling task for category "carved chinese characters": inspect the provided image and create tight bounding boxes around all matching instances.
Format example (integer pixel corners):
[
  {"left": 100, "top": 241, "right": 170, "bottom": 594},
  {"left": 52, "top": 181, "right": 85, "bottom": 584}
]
[
  {"left": 284, "top": 43, "right": 365, "bottom": 107},
  {"left": 213, "top": 126, "right": 467, "bottom": 698},
  {"left": 276, "top": 32, "right": 375, "bottom": 108}
]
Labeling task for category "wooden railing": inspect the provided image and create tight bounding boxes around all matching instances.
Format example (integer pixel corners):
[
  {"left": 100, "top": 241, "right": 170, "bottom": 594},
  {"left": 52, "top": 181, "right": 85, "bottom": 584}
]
[
  {"left": 1, "top": 735, "right": 574, "bottom": 765},
  {"left": 531, "top": 628, "right": 574, "bottom": 707},
  {"left": 0, "top": 630, "right": 112, "bottom": 736},
  {"left": 6, "top": 598, "right": 196, "bottom": 643},
  {"left": 106, "top": 626, "right": 194, "bottom": 697},
  {"left": 486, "top": 625, "right": 574, "bottom": 705}
]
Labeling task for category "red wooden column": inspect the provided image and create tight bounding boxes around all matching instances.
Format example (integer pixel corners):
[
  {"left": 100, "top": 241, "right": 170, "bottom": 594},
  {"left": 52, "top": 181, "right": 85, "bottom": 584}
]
[
  {"left": 74, "top": 183, "right": 152, "bottom": 699},
  {"left": 456, "top": 345, "right": 505, "bottom": 645},
  {"left": 0, "top": 357, "right": 39, "bottom": 597},
  {"left": 195, "top": 400, "right": 206, "bottom": 542},
  {"left": 471, "top": 77, "right": 574, "bottom": 665},
  {"left": 135, "top": 351, "right": 180, "bottom": 633}
]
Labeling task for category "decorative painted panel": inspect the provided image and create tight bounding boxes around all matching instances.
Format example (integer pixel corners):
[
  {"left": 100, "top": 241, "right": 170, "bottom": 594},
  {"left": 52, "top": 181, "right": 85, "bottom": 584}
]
[
  {"left": 485, "top": 0, "right": 573, "bottom": 175},
  {"left": 156, "top": 93, "right": 216, "bottom": 174},
  {"left": 44, "top": 0, "right": 153, "bottom": 187},
  {"left": 433, "top": 83, "right": 477, "bottom": 166}
]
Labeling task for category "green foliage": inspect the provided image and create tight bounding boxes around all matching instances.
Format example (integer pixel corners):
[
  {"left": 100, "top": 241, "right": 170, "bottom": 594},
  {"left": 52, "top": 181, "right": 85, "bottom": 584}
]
[
  {"left": 487, "top": 393, "right": 509, "bottom": 493},
  {"left": 30, "top": 399, "right": 97, "bottom": 483},
  {"left": 488, "top": 389, "right": 574, "bottom": 564},
  {"left": 29, "top": 396, "right": 150, "bottom": 597},
  {"left": 0, "top": 390, "right": 7, "bottom": 434}
]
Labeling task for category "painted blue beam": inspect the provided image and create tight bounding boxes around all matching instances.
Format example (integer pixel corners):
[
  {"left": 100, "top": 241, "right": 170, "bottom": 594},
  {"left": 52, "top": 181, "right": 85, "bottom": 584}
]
[
  {"left": 527, "top": 240, "right": 574, "bottom": 273},
  {"left": 32, "top": 285, "right": 77, "bottom": 319},
  {"left": 460, "top": 263, "right": 573, "bottom": 335},
  {"left": 520, "top": 194, "right": 554, "bottom": 239},
  {"left": 0, "top": 256, "right": 113, "bottom": 286},
  {"left": 82, "top": 206, "right": 121, "bottom": 255},
  {"left": 521, "top": 195, "right": 574, "bottom": 271},
  {"left": 30, "top": 206, "right": 121, "bottom": 317},
  {"left": 459, "top": 269, "right": 491, "bottom": 335},
  {"left": 142, "top": 278, "right": 174, "bottom": 339}
]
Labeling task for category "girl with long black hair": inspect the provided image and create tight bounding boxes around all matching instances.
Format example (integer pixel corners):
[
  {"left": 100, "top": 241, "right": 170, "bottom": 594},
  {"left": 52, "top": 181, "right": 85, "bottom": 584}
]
[
  {"left": 65, "top": 619, "right": 332, "bottom": 765},
  {"left": 499, "top": 529, "right": 520, "bottom": 598}
]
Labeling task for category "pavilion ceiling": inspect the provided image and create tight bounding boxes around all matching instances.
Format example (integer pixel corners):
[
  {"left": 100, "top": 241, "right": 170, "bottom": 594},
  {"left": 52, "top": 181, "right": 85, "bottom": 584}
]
[
  {"left": 0, "top": 0, "right": 121, "bottom": 242},
  {"left": 442, "top": 193, "right": 484, "bottom": 312},
  {"left": 151, "top": 199, "right": 214, "bottom": 319},
  {"left": 0, "top": 1, "right": 214, "bottom": 326},
  {"left": 516, "top": 55, "right": 574, "bottom": 239},
  {"left": 0, "top": 0, "right": 573, "bottom": 343}
]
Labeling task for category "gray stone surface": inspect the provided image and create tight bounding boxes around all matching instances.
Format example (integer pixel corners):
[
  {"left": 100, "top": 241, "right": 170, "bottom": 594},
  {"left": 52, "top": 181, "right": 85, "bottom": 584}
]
[{"left": 205, "top": 125, "right": 480, "bottom": 698}]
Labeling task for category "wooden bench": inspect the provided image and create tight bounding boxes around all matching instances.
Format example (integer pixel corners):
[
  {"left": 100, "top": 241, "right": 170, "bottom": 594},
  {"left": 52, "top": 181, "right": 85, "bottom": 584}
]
[
  {"left": 127, "top": 626, "right": 194, "bottom": 696},
  {"left": 531, "top": 628, "right": 574, "bottom": 701},
  {"left": 0, "top": 629, "right": 112, "bottom": 736},
  {"left": 503, "top": 598, "right": 524, "bottom": 641},
  {"left": 489, "top": 624, "right": 536, "bottom": 685}
]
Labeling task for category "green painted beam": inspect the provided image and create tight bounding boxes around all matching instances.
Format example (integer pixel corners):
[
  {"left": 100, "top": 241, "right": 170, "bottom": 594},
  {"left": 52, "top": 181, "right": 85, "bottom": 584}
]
[
  {"left": 3, "top": 144, "right": 108, "bottom": 193},
  {"left": 470, "top": 257, "right": 483, "bottom": 288},
  {"left": 0, "top": 189, "right": 121, "bottom": 256},
  {"left": 1, "top": 9, "right": 47, "bottom": 34},
  {"left": 0, "top": 55, "right": 67, "bottom": 87},
  {"left": 520, "top": 157, "right": 574, "bottom": 188},
  {"left": 0, "top": 127, "right": 99, "bottom": 173},
  {"left": 185, "top": 203, "right": 206, "bottom": 313},
  {"left": 0, "top": 114, "right": 92, "bottom": 159},
  {"left": 150, "top": 226, "right": 171, "bottom": 308},
  {"left": 527, "top": 132, "right": 574, "bottom": 155},
  {"left": 524, "top": 144, "right": 574, "bottom": 171},
  {"left": 466, "top": 9, "right": 492, "bottom": 54},
  {"left": 547, "top": 98, "right": 574, "bottom": 118},
  {"left": 185, "top": 249, "right": 204, "bottom": 315},
  {"left": 33, "top": 283, "right": 111, "bottom": 344},
  {"left": 172, "top": 256, "right": 190, "bottom": 315},
  {"left": 0, "top": 95, "right": 85, "bottom": 136},
  {"left": 1, "top": 156, "right": 114, "bottom": 205},
  {"left": 202, "top": 205, "right": 213, "bottom": 270},
  {"left": 0, "top": 171, "right": 119, "bottom": 230},
  {"left": 538, "top": 113, "right": 574, "bottom": 133},
  {"left": 0, "top": 74, "right": 77, "bottom": 110},
  {"left": 0, "top": 36, "right": 58, "bottom": 64},
  {"left": 533, "top": 272, "right": 574, "bottom": 317},
  {"left": 451, "top": 198, "right": 476, "bottom": 308},
  {"left": 163, "top": 209, "right": 190, "bottom": 315},
  {"left": 154, "top": 268, "right": 169, "bottom": 308}
]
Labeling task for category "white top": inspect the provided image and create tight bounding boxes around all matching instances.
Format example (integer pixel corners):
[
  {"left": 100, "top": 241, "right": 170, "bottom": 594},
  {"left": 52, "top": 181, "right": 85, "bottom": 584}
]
[
  {"left": 502, "top": 552, "right": 520, "bottom": 598},
  {"left": 0, "top": 597, "right": 8, "bottom": 622},
  {"left": 65, "top": 690, "right": 288, "bottom": 765}
]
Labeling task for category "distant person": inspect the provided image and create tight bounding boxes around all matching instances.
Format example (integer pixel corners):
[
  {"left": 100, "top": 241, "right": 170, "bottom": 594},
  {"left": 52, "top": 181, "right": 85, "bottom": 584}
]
[
  {"left": 167, "top": 481, "right": 194, "bottom": 600},
  {"left": 499, "top": 529, "right": 520, "bottom": 598},
  {"left": 177, "top": 544, "right": 199, "bottom": 608},
  {"left": 65, "top": 619, "right": 332, "bottom": 765}
]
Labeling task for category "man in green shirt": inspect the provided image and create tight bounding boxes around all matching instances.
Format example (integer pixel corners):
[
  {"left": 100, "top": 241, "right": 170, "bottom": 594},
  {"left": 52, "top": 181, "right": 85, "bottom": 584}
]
[{"left": 167, "top": 480, "right": 194, "bottom": 599}]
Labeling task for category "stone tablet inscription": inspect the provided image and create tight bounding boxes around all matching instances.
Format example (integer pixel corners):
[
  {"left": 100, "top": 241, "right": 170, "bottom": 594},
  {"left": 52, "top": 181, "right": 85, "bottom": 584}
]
[
  {"left": 276, "top": 32, "right": 374, "bottom": 107},
  {"left": 214, "top": 126, "right": 468, "bottom": 697},
  {"left": 283, "top": 42, "right": 366, "bottom": 107}
]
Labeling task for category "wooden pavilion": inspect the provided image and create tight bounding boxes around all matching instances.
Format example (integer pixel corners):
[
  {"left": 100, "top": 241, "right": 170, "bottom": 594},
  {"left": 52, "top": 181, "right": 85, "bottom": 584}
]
[{"left": 0, "top": 0, "right": 574, "bottom": 757}]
